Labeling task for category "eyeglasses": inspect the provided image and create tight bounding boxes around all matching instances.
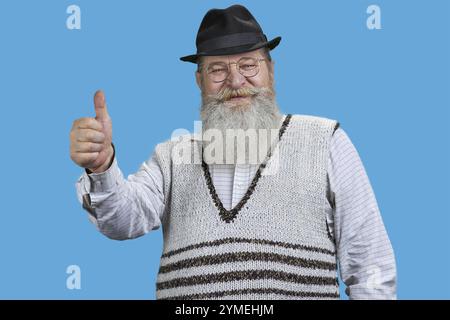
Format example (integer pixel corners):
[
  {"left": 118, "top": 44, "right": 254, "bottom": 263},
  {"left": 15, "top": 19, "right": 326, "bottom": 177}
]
[{"left": 200, "top": 57, "right": 266, "bottom": 83}]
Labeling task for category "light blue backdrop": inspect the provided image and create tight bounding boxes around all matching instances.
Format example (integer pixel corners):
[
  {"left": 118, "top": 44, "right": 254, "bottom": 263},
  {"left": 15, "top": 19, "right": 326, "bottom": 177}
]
[{"left": 0, "top": 0, "right": 448, "bottom": 299}]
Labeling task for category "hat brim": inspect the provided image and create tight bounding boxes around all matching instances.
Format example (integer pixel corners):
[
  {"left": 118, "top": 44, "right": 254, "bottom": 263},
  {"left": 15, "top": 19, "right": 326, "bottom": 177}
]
[{"left": 180, "top": 36, "right": 281, "bottom": 63}]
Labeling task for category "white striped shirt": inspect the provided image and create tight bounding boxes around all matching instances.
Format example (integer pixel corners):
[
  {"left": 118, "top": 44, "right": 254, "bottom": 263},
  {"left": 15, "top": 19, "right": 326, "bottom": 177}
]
[{"left": 76, "top": 127, "right": 397, "bottom": 299}]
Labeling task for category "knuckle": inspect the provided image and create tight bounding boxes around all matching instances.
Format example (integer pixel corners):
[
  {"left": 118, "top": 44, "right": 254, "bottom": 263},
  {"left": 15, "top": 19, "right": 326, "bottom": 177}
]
[
  {"left": 88, "top": 153, "right": 99, "bottom": 163},
  {"left": 85, "top": 142, "right": 93, "bottom": 152},
  {"left": 80, "top": 153, "right": 94, "bottom": 166},
  {"left": 80, "top": 117, "right": 94, "bottom": 128},
  {"left": 88, "top": 142, "right": 100, "bottom": 152},
  {"left": 87, "top": 118, "right": 97, "bottom": 128},
  {"left": 70, "top": 129, "right": 78, "bottom": 140},
  {"left": 78, "top": 117, "right": 88, "bottom": 125},
  {"left": 86, "top": 131, "right": 94, "bottom": 141},
  {"left": 70, "top": 153, "right": 80, "bottom": 164},
  {"left": 70, "top": 141, "right": 77, "bottom": 152}
]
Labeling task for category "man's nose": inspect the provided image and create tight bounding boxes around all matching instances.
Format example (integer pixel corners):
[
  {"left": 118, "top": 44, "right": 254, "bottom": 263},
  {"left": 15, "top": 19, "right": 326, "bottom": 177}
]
[{"left": 225, "top": 64, "right": 246, "bottom": 89}]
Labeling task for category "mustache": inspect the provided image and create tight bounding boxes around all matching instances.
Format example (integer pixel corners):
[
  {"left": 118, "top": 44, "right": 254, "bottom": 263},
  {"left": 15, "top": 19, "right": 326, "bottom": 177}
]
[
  {"left": 212, "top": 87, "right": 260, "bottom": 102},
  {"left": 203, "top": 87, "right": 274, "bottom": 104}
]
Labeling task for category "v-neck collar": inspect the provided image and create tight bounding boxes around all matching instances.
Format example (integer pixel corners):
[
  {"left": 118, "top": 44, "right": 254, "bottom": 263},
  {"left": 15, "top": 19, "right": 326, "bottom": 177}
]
[{"left": 201, "top": 114, "right": 292, "bottom": 223}]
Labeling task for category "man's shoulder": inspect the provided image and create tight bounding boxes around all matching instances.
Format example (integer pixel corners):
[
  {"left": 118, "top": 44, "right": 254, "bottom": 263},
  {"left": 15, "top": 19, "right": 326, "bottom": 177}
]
[{"left": 289, "top": 114, "right": 340, "bottom": 133}]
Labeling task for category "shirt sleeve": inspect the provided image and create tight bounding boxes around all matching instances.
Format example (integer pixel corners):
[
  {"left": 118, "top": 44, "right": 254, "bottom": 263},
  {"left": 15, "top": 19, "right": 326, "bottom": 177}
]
[
  {"left": 75, "top": 152, "right": 166, "bottom": 240},
  {"left": 328, "top": 128, "right": 397, "bottom": 300}
]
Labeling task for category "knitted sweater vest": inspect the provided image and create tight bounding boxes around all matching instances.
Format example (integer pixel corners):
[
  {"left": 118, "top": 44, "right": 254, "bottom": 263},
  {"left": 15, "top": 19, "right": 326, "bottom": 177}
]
[{"left": 154, "top": 114, "right": 340, "bottom": 300}]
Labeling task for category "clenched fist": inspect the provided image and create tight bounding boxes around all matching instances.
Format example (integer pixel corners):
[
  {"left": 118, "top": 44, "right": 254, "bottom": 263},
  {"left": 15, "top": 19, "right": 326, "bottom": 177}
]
[{"left": 70, "top": 90, "right": 114, "bottom": 173}]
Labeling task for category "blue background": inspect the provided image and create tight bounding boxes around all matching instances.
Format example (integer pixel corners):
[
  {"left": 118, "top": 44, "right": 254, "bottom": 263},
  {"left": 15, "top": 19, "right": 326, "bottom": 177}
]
[{"left": 0, "top": 0, "right": 448, "bottom": 299}]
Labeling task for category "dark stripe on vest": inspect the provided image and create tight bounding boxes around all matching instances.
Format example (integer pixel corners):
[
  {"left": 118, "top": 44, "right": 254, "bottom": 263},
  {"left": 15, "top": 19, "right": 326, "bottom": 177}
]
[
  {"left": 157, "top": 269, "right": 338, "bottom": 290},
  {"left": 159, "top": 251, "right": 336, "bottom": 274}
]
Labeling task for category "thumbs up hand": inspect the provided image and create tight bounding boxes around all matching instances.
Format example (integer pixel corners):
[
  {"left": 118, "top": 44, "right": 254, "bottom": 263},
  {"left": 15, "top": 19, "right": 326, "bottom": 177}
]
[{"left": 70, "top": 90, "right": 114, "bottom": 173}]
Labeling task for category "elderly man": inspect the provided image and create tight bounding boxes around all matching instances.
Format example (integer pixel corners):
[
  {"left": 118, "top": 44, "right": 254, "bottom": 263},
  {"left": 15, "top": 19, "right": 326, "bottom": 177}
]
[{"left": 70, "top": 5, "right": 396, "bottom": 300}]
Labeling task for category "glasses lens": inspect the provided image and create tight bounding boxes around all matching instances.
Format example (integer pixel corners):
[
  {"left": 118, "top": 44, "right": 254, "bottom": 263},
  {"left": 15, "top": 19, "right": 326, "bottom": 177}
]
[
  {"left": 207, "top": 62, "right": 229, "bottom": 82},
  {"left": 238, "top": 57, "right": 259, "bottom": 77}
]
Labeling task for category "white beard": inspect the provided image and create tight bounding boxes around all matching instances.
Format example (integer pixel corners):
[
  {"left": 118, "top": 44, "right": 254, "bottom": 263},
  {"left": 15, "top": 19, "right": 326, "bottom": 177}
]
[{"left": 200, "top": 87, "right": 283, "bottom": 165}]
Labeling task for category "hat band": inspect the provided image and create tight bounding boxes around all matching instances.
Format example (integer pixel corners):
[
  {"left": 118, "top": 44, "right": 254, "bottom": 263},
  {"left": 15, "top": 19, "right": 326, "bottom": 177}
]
[{"left": 197, "top": 32, "right": 267, "bottom": 53}]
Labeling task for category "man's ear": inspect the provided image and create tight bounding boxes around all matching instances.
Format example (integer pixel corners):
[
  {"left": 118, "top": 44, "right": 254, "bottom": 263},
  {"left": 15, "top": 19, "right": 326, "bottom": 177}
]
[
  {"left": 195, "top": 71, "right": 202, "bottom": 90},
  {"left": 269, "top": 60, "right": 275, "bottom": 86}
]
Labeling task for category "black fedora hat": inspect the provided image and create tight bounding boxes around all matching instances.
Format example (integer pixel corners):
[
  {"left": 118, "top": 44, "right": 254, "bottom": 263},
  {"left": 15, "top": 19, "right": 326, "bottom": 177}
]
[{"left": 180, "top": 4, "right": 281, "bottom": 63}]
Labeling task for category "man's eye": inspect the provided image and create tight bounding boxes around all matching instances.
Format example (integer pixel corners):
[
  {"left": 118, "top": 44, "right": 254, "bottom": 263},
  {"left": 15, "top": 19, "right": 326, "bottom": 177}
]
[
  {"left": 210, "top": 68, "right": 227, "bottom": 73},
  {"left": 241, "top": 64, "right": 256, "bottom": 70}
]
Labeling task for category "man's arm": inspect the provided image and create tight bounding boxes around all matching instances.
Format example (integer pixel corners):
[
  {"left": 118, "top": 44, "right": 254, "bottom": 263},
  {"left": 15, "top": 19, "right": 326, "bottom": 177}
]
[
  {"left": 76, "top": 151, "right": 165, "bottom": 240},
  {"left": 328, "top": 128, "right": 397, "bottom": 299},
  {"left": 70, "top": 90, "right": 166, "bottom": 240}
]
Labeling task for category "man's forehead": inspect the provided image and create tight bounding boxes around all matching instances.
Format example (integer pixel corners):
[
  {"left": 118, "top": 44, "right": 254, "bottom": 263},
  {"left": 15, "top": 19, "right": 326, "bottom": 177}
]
[{"left": 201, "top": 49, "right": 263, "bottom": 64}]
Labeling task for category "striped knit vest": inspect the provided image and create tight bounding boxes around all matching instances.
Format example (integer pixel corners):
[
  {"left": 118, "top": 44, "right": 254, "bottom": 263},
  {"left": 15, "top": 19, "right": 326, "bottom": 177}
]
[{"left": 154, "top": 114, "right": 340, "bottom": 300}]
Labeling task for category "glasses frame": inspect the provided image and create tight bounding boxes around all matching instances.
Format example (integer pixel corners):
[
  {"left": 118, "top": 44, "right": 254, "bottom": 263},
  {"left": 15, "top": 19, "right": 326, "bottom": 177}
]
[{"left": 200, "top": 57, "right": 266, "bottom": 83}]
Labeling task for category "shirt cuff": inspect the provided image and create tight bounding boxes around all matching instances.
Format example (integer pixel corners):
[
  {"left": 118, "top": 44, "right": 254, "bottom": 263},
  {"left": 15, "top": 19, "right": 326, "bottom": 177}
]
[{"left": 85, "top": 157, "right": 122, "bottom": 193}]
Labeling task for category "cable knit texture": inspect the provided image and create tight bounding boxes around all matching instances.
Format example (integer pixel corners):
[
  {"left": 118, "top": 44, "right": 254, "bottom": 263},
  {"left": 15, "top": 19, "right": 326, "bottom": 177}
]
[{"left": 154, "top": 114, "right": 340, "bottom": 300}]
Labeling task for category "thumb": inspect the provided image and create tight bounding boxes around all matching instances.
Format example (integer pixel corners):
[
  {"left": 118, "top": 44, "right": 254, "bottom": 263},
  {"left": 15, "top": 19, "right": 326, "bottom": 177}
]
[{"left": 94, "top": 90, "right": 109, "bottom": 121}]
